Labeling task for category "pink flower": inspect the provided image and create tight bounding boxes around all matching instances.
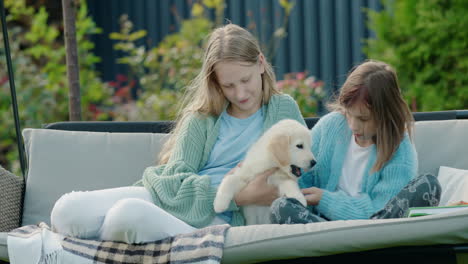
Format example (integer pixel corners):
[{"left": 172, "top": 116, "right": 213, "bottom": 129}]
[
  {"left": 304, "top": 76, "right": 315, "bottom": 87},
  {"left": 277, "top": 80, "right": 286, "bottom": 89},
  {"left": 116, "top": 74, "right": 128, "bottom": 82},
  {"left": 313, "top": 81, "right": 324, "bottom": 88},
  {"left": 88, "top": 104, "right": 97, "bottom": 112},
  {"left": 286, "top": 79, "right": 296, "bottom": 87},
  {"left": 108, "top": 81, "right": 119, "bottom": 88},
  {"left": 0, "top": 76, "right": 8, "bottom": 85},
  {"left": 115, "top": 86, "right": 130, "bottom": 98},
  {"left": 295, "top": 72, "right": 306, "bottom": 80}
]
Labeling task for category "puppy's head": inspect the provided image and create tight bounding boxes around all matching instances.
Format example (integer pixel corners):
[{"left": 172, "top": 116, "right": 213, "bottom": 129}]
[{"left": 267, "top": 119, "right": 316, "bottom": 179}]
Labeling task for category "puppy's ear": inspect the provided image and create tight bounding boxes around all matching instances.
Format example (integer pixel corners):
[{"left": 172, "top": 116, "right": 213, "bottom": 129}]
[{"left": 268, "top": 134, "right": 290, "bottom": 167}]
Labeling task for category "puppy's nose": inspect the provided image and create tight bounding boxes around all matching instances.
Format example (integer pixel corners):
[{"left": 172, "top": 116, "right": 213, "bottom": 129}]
[{"left": 310, "top": 160, "right": 317, "bottom": 168}]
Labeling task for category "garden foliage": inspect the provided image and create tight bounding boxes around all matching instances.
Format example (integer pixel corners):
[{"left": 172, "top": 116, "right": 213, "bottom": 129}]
[
  {"left": 109, "top": 14, "right": 210, "bottom": 121},
  {"left": 365, "top": 0, "right": 468, "bottom": 111},
  {"left": 0, "top": 0, "right": 326, "bottom": 173},
  {"left": 0, "top": 0, "right": 112, "bottom": 173}
]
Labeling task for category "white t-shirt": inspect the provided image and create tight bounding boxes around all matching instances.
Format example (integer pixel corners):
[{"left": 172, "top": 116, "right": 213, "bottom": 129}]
[{"left": 338, "top": 135, "right": 373, "bottom": 197}]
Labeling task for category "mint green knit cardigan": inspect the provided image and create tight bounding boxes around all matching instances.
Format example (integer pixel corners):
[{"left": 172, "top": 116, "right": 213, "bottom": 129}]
[{"left": 137, "top": 94, "right": 305, "bottom": 228}]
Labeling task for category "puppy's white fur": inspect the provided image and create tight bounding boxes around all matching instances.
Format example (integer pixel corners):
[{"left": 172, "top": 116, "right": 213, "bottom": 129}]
[{"left": 213, "top": 119, "right": 315, "bottom": 225}]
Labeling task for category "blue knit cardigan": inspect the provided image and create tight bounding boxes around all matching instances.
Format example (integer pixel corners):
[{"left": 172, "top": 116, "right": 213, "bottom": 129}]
[{"left": 299, "top": 112, "right": 418, "bottom": 220}]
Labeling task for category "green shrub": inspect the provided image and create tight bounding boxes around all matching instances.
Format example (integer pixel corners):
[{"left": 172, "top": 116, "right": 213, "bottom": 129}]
[{"left": 365, "top": 0, "right": 468, "bottom": 111}]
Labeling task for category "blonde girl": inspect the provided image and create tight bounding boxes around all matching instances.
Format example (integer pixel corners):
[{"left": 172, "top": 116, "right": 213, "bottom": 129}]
[
  {"left": 271, "top": 60, "right": 441, "bottom": 223},
  {"left": 51, "top": 24, "right": 305, "bottom": 243}
]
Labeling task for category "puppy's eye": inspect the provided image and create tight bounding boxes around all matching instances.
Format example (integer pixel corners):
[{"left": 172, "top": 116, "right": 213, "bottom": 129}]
[{"left": 296, "top": 144, "right": 303, "bottom": 149}]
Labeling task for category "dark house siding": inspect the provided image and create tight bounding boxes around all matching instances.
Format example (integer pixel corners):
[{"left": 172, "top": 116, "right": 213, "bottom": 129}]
[{"left": 87, "top": 0, "right": 382, "bottom": 95}]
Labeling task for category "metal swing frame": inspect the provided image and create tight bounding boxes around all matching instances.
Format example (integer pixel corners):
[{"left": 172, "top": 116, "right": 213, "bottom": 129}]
[{"left": 1, "top": 0, "right": 26, "bottom": 177}]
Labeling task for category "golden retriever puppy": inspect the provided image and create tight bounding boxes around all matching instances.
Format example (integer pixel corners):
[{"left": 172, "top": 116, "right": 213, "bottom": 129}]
[{"left": 213, "top": 119, "right": 316, "bottom": 225}]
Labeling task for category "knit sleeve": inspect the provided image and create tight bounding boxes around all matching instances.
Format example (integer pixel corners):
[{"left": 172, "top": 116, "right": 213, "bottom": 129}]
[
  {"left": 297, "top": 121, "right": 323, "bottom": 189},
  {"left": 316, "top": 138, "right": 418, "bottom": 220},
  {"left": 298, "top": 112, "right": 336, "bottom": 189},
  {"left": 141, "top": 114, "right": 218, "bottom": 228}
]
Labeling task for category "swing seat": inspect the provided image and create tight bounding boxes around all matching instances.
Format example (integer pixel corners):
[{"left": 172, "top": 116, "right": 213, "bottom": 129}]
[{"left": 1, "top": 110, "right": 468, "bottom": 263}]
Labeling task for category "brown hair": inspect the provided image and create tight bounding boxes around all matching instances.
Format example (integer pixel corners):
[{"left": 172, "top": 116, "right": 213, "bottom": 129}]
[
  {"left": 329, "top": 60, "right": 414, "bottom": 172},
  {"left": 158, "top": 24, "right": 280, "bottom": 164}
]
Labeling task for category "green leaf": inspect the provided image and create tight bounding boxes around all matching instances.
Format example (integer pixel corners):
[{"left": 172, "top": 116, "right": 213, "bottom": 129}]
[
  {"left": 191, "top": 3, "right": 205, "bottom": 17},
  {"left": 109, "top": 32, "right": 126, "bottom": 40},
  {"left": 128, "top": 30, "right": 147, "bottom": 41}
]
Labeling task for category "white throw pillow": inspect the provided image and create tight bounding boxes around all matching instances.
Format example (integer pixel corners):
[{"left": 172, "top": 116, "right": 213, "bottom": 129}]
[{"left": 437, "top": 166, "right": 468, "bottom": 206}]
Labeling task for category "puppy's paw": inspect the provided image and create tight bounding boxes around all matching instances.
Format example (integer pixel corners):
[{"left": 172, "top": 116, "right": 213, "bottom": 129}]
[{"left": 213, "top": 195, "right": 230, "bottom": 213}]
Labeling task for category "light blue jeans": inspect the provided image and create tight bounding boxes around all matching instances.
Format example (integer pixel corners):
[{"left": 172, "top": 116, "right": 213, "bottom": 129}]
[{"left": 51, "top": 186, "right": 226, "bottom": 243}]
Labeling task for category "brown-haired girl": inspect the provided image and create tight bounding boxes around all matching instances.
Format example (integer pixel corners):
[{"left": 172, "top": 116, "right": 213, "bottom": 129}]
[{"left": 270, "top": 60, "right": 441, "bottom": 223}]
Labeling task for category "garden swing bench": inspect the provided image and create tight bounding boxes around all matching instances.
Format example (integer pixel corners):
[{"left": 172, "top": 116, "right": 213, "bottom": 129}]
[{"left": 2, "top": 1, "right": 468, "bottom": 263}]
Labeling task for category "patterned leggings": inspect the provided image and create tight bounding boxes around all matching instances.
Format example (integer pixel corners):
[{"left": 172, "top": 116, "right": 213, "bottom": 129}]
[{"left": 270, "top": 173, "right": 441, "bottom": 224}]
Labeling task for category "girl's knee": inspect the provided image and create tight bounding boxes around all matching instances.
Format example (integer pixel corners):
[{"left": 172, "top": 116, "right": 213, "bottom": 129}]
[
  {"left": 51, "top": 192, "right": 83, "bottom": 227},
  {"left": 271, "top": 197, "right": 287, "bottom": 211},
  {"left": 51, "top": 191, "right": 101, "bottom": 237},
  {"left": 271, "top": 197, "right": 301, "bottom": 210},
  {"left": 270, "top": 197, "right": 306, "bottom": 224},
  {"left": 418, "top": 173, "right": 442, "bottom": 196},
  {"left": 100, "top": 198, "right": 160, "bottom": 243},
  {"left": 424, "top": 173, "right": 442, "bottom": 202},
  {"left": 102, "top": 198, "right": 159, "bottom": 234},
  {"left": 104, "top": 198, "right": 150, "bottom": 224},
  {"left": 424, "top": 173, "right": 441, "bottom": 188}
]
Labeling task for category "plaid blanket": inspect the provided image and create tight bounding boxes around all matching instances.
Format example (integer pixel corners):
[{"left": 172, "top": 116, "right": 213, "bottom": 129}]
[{"left": 9, "top": 223, "right": 230, "bottom": 264}]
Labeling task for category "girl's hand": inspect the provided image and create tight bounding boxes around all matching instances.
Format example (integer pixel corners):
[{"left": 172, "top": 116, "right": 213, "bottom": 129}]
[
  {"left": 301, "top": 187, "right": 323, "bottom": 206},
  {"left": 234, "top": 167, "right": 279, "bottom": 206}
]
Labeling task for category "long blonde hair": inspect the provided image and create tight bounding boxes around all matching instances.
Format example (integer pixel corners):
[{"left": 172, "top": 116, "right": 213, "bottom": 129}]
[
  {"left": 159, "top": 24, "right": 280, "bottom": 164},
  {"left": 329, "top": 60, "right": 414, "bottom": 172}
]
